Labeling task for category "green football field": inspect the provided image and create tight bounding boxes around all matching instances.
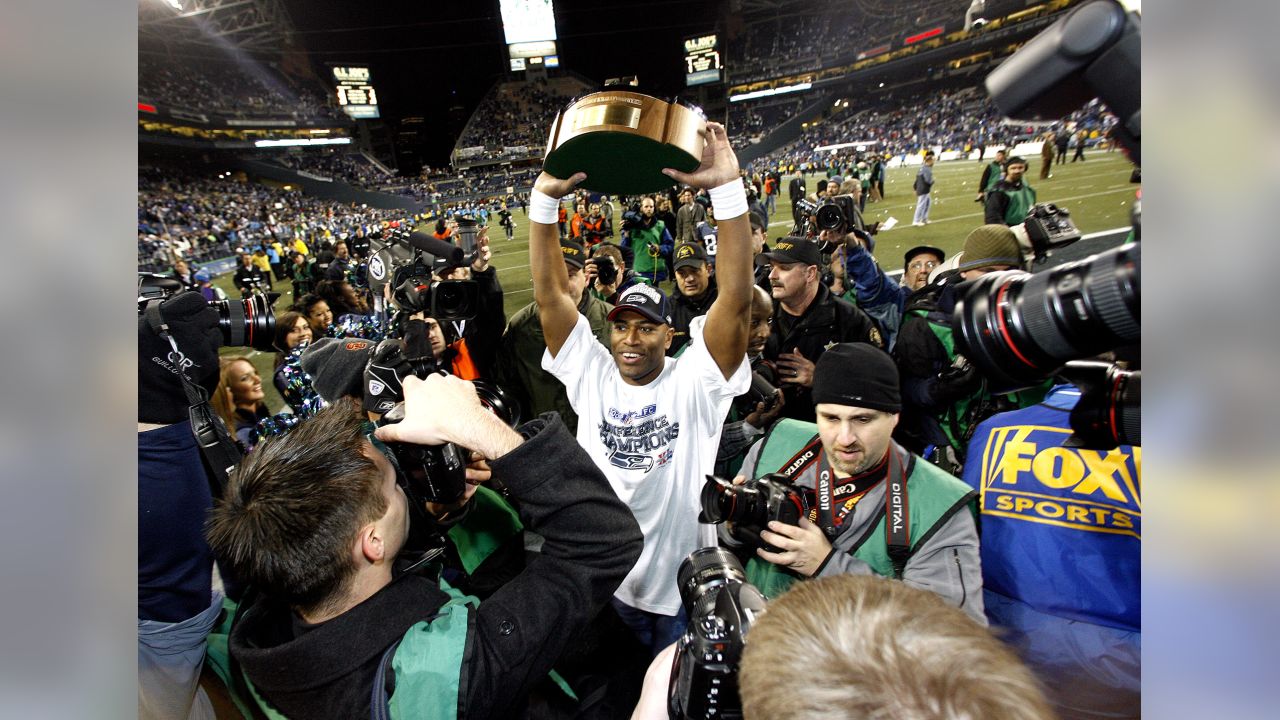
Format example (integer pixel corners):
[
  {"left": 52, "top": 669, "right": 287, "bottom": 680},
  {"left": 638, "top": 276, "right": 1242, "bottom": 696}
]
[{"left": 218, "top": 149, "right": 1138, "bottom": 412}]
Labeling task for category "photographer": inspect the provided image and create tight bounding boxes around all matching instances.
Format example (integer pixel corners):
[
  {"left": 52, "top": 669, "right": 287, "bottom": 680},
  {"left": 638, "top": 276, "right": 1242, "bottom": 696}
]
[
  {"left": 836, "top": 228, "right": 945, "bottom": 350},
  {"left": 962, "top": 380, "right": 1141, "bottom": 719},
  {"left": 585, "top": 242, "right": 637, "bottom": 305},
  {"left": 894, "top": 225, "right": 1040, "bottom": 473},
  {"left": 984, "top": 156, "right": 1037, "bottom": 226},
  {"left": 232, "top": 250, "right": 270, "bottom": 297},
  {"left": 208, "top": 378, "right": 644, "bottom": 719},
  {"left": 620, "top": 195, "right": 673, "bottom": 285},
  {"left": 733, "top": 343, "right": 985, "bottom": 623},
  {"left": 137, "top": 291, "right": 227, "bottom": 719}
]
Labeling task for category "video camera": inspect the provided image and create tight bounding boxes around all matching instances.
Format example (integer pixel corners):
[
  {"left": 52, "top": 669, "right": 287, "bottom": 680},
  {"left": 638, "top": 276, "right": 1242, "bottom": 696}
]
[
  {"left": 370, "top": 334, "right": 520, "bottom": 507},
  {"left": 699, "top": 473, "right": 810, "bottom": 553},
  {"left": 952, "top": 243, "right": 1140, "bottom": 447},
  {"left": 953, "top": 0, "right": 1141, "bottom": 449},
  {"left": 366, "top": 227, "right": 481, "bottom": 325},
  {"left": 792, "top": 198, "right": 819, "bottom": 236},
  {"left": 138, "top": 272, "right": 277, "bottom": 352},
  {"left": 667, "top": 548, "right": 767, "bottom": 720}
]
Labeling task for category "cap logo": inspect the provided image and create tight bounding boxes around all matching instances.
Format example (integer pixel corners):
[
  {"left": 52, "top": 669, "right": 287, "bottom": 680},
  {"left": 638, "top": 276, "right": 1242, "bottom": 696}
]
[
  {"left": 623, "top": 283, "right": 662, "bottom": 305},
  {"left": 676, "top": 245, "right": 696, "bottom": 259},
  {"left": 561, "top": 245, "right": 580, "bottom": 257},
  {"left": 345, "top": 341, "right": 370, "bottom": 351},
  {"left": 777, "top": 241, "right": 795, "bottom": 251}
]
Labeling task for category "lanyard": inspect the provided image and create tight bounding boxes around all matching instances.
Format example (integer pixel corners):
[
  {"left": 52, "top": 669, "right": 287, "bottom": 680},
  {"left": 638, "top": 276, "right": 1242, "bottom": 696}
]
[
  {"left": 814, "top": 449, "right": 886, "bottom": 540},
  {"left": 815, "top": 446, "right": 911, "bottom": 577}
]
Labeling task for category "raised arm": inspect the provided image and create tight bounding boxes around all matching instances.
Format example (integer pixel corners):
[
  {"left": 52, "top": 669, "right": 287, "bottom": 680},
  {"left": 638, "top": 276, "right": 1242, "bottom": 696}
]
[
  {"left": 663, "top": 122, "right": 751, "bottom": 379},
  {"left": 528, "top": 172, "right": 587, "bottom": 357}
]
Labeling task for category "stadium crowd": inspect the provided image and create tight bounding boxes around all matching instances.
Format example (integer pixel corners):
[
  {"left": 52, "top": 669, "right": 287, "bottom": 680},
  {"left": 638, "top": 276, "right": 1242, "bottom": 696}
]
[
  {"left": 453, "top": 77, "right": 590, "bottom": 166},
  {"left": 139, "top": 55, "right": 340, "bottom": 120},
  {"left": 727, "top": 0, "right": 960, "bottom": 84},
  {"left": 263, "top": 150, "right": 388, "bottom": 188},
  {"left": 140, "top": 113, "right": 1138, "bottom": 720}
]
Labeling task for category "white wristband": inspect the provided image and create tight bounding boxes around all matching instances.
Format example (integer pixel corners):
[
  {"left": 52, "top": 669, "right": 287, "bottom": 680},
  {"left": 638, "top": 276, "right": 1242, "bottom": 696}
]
[
  {"left": 709, "top": 179, "right": 749, "bottom": 221},
  {"left": 528, "top": 189, "right": 559, "bottom": 225}
]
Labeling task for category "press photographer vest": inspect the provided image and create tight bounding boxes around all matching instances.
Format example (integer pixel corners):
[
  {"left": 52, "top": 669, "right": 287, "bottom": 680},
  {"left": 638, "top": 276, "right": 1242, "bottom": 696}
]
[
  {"left": 743, "top": 419, "right": 976, "bottom": 600},
  {"left": 627, "top": 221, "right": 666, "bottom": 278},
  {"left": 996, "top": 181, "right": 1037, "bottom": 226}
]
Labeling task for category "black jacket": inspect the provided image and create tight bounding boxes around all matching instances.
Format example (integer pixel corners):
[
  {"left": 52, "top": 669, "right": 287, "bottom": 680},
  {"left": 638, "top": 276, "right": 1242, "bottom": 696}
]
[
  {"left": 765, "top": 283, "right": 883, "bottom": 422},
  {"left": 230, "top": 414, "right": 644, "bottom": 720},
  {"left": 668, "top": 278, "right": 718, "bottom": 356}
]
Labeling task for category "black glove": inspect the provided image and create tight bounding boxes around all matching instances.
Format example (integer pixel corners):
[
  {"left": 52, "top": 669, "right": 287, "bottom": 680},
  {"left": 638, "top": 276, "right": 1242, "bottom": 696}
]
[
  {"left": 139, "top": 291, "right": 222, "bottom": 424},
  {"left": 933, "top": 357, "right": 982, "bottom": 404},
  {"left": 364, "top": 338, "right": 413, "bottom": 415}
]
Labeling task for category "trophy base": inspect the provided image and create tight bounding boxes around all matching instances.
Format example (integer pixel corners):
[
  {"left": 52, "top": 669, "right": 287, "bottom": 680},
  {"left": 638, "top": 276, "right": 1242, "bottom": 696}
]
[{"left": 544, "top": 131, "right": 700, "bottom": 196}]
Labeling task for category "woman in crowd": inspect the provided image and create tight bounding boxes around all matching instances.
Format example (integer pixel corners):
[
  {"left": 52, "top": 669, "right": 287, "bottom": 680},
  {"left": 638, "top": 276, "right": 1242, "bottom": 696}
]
[
  {"left": 299, "top": 293, "right": 334, "bottom": 336},
  {"left": 213, "top": 357, "right": 269, "bottom": 451},
  {"left": 271, "top": 310, "right": 321, "bottom": 414}
]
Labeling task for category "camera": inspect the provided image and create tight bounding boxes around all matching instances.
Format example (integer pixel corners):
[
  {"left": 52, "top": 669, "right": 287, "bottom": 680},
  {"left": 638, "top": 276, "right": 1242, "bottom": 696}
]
[
  {"left": 369, "top": 227, "right": 481, "bottom": 321},
  {"left": 137, "top": 272, "right": 277, "bottom": 351},
  {"left": 588, "top": 255, "right": 618, "bottom": 286},
  {"left": 1022, "top": 202, "right": 1082, "bottom": 263},
  {"left": 621, "top": 206, "right": 646, "bottom": 231},
  {"left": 953, "top": 243, "right": 1139, "bottom": 393},
  {"left": 375, "top": 380, "right": 519, "bottom": 506},
  {"left": 816, "top": 194, "right": 858, "bottom": 231},
  {"left": 668, "top": 547, "right": 767, "bottom": 720},
  {"left": 1060, "top": 360, "right": 1140, "bottom": 448},
  {"left": 741, "top": 359, "right": 781, "bottom": 415},
  {"left": 952, "top": 243, "right": 1140, "bottom": 448},
  {"left": 699, "top": 473, "right": 810, "bottom": 553}
]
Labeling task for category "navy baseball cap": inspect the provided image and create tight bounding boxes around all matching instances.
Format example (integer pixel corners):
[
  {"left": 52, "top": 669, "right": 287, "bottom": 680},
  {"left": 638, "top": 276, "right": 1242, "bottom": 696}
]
[
  {"left": 607, "top": 283, "right": 672, "bottom": 326},
  {"left": 762, "top": 236, "right": 822, "bottom": 267}
]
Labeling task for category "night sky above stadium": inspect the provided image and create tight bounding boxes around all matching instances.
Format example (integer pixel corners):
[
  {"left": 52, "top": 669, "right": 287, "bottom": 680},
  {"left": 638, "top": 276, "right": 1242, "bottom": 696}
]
[{"left": 282, "top": 0, "right": 723, "bottom": 165}]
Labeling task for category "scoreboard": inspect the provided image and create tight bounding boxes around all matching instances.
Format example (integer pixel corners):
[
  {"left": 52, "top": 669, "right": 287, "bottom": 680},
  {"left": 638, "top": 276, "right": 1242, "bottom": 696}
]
[
  {"left": 332, "top": 66, "right": 380, "bottom": 120},
  {"left": 684, "top": 33, "right": 722, "bottom": 87}
]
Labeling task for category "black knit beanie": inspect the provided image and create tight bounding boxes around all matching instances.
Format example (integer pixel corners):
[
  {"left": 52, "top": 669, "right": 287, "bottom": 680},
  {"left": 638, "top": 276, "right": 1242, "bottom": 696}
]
[
  {"left": 811, "top": 343, "right": 901, "bottom": 413},
  {"left": 301, "top": 337, "right": 375, "bottom": 403}
]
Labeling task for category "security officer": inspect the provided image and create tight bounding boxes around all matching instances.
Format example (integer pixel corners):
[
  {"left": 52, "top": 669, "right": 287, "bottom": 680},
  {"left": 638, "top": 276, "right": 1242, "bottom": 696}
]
[{"left": 762, "top": 236, "right": 882, "bottom": 422}]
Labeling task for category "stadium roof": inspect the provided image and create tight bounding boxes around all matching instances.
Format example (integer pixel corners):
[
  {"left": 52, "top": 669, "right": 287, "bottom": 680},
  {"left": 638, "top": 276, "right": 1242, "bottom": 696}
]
[{"left": 138, "top": 0, "right": 298, "bottom": 53}]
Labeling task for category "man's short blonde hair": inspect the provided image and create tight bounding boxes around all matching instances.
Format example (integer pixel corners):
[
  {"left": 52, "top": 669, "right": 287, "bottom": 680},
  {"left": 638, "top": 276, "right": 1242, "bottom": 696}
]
[{"left": 740, "top": 575, "right": 1053, "bottom": 720}]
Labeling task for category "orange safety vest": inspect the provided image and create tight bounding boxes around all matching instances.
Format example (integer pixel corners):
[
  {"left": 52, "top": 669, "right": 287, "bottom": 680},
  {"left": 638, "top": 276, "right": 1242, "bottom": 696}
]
[{"left": 447, "top": 339, "right": 481, "bottom": 380}]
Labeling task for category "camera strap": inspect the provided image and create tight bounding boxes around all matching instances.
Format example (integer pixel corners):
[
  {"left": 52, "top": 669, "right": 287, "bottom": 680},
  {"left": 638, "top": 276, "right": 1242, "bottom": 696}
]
[
  {"left": 813, "top": 450, "right": 886, "bottom": 540},
  {"left": 815, "top": 446, "right": 912, "bottom": 579},
  {"left": 144, "top": 300, "right": 242, "bottom": 495}
]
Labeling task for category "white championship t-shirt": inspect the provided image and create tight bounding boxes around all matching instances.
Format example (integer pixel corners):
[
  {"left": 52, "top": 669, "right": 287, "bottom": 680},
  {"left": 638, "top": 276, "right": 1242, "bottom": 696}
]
[{"left": 543, "top": 313, "right": 750, "bottom": 615}]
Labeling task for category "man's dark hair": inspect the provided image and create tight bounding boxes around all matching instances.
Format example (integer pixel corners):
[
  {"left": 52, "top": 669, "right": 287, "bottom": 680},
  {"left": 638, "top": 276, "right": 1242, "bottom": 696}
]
[
  {"left": 206, "top": 400, "right": 388, "bottom": 615},
  {"left": 1006, "top": 156, "right": 1028, "bottom": 167}
]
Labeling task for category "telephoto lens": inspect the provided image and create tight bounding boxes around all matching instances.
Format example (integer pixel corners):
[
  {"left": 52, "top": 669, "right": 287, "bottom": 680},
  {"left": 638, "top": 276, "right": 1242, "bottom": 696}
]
[
  {"left": 1060, "top": 360, "right": 1140, "bottom": 449},
  {"left": 953, "top": 243, "right": 1139, "bottom": 393},
  {"left": 215, "top": 292, "right": 278, "bottom": 351}
]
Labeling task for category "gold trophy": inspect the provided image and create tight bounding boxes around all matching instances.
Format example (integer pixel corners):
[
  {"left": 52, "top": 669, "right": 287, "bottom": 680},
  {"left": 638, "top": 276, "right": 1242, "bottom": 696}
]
[{"left": 544, "top": 91, "right": 707, "bottom": 195}]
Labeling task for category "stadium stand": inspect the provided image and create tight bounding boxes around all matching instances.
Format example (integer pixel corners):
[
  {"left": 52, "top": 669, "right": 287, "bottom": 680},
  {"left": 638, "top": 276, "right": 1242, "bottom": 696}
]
[{"left": 139, "top": 55, "right": 341, "bottom": 121}]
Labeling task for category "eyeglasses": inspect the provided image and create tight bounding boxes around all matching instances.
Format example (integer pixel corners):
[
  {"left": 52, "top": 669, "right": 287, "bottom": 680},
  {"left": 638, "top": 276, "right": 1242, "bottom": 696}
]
[{"left": 908, "top": 260, "right": 939, "bottom": 271}]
